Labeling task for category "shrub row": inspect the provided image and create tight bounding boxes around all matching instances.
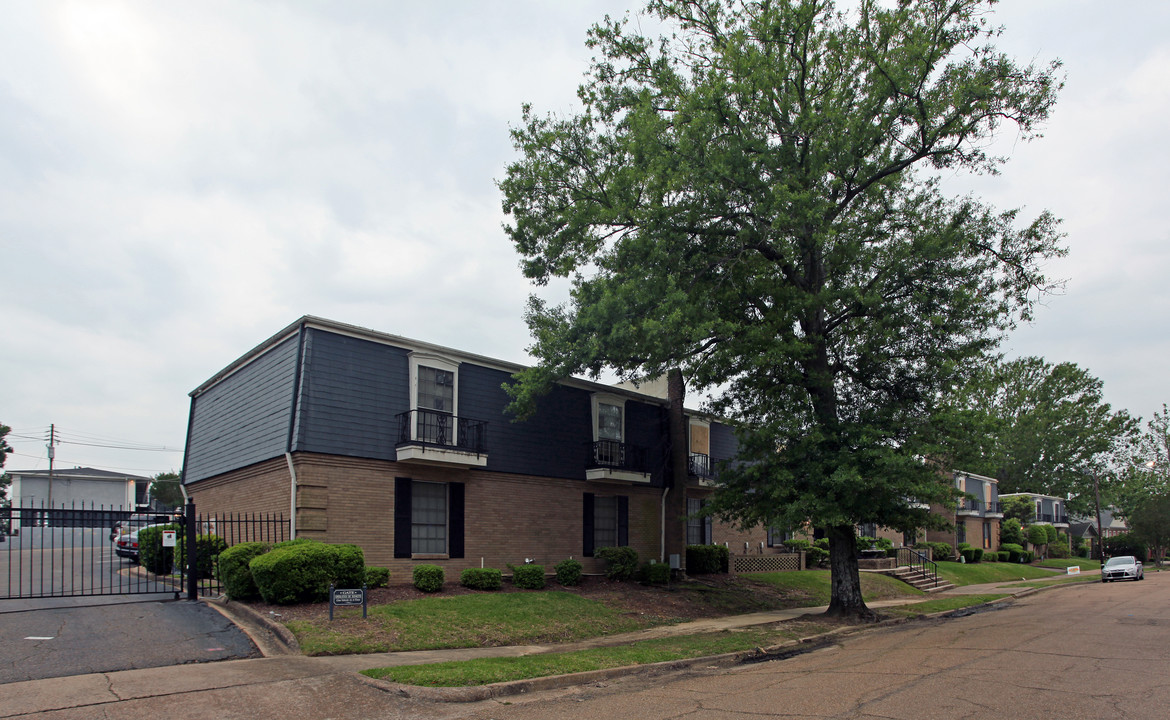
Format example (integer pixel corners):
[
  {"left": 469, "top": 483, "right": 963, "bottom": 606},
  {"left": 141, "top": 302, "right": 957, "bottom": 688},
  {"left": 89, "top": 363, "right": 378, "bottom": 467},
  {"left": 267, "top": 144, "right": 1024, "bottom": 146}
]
[{"left": 686, "top": 544, "right": 729, "bottom": 574}]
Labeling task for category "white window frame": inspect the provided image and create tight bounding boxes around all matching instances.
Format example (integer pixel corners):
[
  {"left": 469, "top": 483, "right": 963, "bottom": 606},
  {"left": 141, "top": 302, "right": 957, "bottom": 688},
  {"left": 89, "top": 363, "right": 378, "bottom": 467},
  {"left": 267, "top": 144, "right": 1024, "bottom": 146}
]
[
  {"left": 591, "top": 393, "right": 626, "bottom": 442},
  {"left": 409, "top": 352, "right": 460, "bottom": 445}
]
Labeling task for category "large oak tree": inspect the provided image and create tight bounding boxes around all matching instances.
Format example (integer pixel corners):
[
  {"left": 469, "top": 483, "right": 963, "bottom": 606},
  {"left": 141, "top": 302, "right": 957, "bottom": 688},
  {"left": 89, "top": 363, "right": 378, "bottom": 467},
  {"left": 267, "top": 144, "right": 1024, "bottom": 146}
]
[{"left": 500, "top": 0, "right": 1064, "bottom": 617}]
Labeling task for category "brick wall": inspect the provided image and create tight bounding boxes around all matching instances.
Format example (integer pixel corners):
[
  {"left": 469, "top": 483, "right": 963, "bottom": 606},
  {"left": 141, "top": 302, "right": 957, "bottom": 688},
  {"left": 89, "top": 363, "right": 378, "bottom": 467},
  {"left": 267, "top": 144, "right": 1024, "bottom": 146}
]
[{"left": 190, "top": 451, "right": 673, "bottom": 583}]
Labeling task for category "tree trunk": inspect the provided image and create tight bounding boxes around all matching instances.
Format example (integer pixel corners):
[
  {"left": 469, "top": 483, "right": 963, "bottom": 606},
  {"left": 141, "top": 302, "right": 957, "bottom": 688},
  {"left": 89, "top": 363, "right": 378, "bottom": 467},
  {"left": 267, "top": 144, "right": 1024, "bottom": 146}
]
[
  {"left": 825, "top": 524, "right": 877, "bottom": 619},
  {"left": 666, "top": 368, "right": 690, "bottom": 570}
]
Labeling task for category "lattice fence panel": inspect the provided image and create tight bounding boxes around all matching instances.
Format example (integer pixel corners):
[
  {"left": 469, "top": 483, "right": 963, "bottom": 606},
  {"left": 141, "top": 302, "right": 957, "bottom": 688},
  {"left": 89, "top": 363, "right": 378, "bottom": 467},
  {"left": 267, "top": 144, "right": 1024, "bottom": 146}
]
[{"left": 731, "top": 553, "right": 803, "bottom": 574}]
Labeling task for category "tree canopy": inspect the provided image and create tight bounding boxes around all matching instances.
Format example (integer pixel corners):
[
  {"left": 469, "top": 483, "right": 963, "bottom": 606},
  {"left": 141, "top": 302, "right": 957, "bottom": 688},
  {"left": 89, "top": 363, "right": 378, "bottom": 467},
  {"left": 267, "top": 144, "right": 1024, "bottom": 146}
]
[
  {"left": 937, "top": 356, "right": 1139, "bottom": 514},
  {"left": 501, "top": 0, "right": 1064, "bottom": 616},
  {"left": 1108, "top": 404, "right": 1170, "bottom": 521},
  {"left": 149, "top": 471, "right": 184, "bottom": 509}
]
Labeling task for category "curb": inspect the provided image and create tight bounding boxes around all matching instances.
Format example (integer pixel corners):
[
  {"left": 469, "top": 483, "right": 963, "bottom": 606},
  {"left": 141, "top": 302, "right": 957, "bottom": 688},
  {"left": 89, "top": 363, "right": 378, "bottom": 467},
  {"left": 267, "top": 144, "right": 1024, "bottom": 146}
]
[
  {"left": 202, "top": 596, "right": 301, "bottom": 657},
  {"left": 358, "top": 622, "right": 879, "bottom": 703}
]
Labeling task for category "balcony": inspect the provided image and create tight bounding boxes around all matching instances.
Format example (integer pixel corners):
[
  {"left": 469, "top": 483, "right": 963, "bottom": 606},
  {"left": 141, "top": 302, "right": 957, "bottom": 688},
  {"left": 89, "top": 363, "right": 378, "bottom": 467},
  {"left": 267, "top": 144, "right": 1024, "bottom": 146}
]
[
  {"left": 1036, "top": 511, "right": 1070, "bottom": 526},
  {"left": 688, "top": 452, "right": 717, "bottom": 486},
  {"left": 586, "top": 440, "right": 651, "bottom": 484},
  {"left": 395, "top": 409, "right": 488, "bottom": 467},
  {"left": 957, "top": 500, "right": 1002, "bottom": 517}
]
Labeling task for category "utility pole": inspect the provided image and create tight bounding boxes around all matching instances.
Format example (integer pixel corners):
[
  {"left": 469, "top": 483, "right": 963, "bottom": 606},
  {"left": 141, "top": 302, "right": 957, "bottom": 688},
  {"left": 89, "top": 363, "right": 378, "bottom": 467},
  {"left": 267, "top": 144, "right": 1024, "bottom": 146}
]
[
  {"left": 1093, "top": 470, "right": 1104, "bottom": 562},
  {"left": 47, "top": 424, "right": 56, "bottom": 509}
]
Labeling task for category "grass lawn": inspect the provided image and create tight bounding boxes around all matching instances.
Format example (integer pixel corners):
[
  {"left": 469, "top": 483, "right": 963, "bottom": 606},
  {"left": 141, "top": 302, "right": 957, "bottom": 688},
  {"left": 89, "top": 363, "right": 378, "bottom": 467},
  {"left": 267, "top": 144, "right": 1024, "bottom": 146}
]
[
  {"left": 935, "top": 561, "right": 1058, "bottom": 586},
  {"left": 1037, "top": 558, "right": 1100, "bottom": 571},
  {"left": 362, "top": 625, "right": 834, "bottom": 687},
  {"left": 287, "top": 592, "right": 671, "bottom": 655},
  {"left": 746, "top": 570, "right": 925, "bottom": 606}
]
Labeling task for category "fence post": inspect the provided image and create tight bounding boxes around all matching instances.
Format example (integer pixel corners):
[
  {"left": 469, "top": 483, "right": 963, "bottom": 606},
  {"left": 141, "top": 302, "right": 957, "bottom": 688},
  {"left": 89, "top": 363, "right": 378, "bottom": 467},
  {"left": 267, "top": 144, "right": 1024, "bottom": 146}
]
[{"left": 186, "top": 499, "right": 198, "bottom": 601}]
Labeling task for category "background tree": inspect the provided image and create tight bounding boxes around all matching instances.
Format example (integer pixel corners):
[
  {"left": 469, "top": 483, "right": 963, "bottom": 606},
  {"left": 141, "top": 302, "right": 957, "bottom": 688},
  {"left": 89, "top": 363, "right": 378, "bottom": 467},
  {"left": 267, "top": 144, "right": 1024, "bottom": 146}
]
[
  {"left": 0, "top": 423, "right": 12, "bottom": 504},
  {"left": 1125, "top": 494, "right": 1170, "bottom": 567},
  {"left": 148, "top": 471, "right": 184, "bottom": 509},
  {"left": 999, "top": 518, "right": 1025, "bottom": 546},
  {"left": 1108, "top": 404, "right": 1170, "bottom": 521},
  {"left": 1000, "top": 495, "right": 1035, "bottom": 525},
  {"left": 501, "top": 0, "right": 1063, "bottom": 617},
  {"left": 936, "top": 357, "right": 1138, "bottom": 514}
]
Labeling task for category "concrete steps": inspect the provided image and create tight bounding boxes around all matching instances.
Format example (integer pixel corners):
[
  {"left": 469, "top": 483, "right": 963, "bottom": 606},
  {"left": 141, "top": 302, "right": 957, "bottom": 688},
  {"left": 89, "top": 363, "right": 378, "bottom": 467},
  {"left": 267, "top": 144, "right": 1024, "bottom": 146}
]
[{"left": 892, "top": 567, "right": 954, "bottom": 593}]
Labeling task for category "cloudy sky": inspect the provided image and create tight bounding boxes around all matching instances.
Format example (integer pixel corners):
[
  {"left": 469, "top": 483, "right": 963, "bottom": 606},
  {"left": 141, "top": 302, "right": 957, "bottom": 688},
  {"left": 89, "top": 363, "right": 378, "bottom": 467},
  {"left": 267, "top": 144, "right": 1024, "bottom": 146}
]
[{"left": 3, "top": 1, "right": 1168, "bottom": 480}]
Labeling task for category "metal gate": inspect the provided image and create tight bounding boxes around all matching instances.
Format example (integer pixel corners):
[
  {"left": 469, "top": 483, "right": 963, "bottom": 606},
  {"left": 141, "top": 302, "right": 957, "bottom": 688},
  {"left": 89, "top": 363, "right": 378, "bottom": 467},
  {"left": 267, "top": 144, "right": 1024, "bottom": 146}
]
[
  {"left": 1, "top": 500, "right": 290, "bottom": 601},
  {"left": 1, "top": 502, "right": 187, "bottom": 600}
]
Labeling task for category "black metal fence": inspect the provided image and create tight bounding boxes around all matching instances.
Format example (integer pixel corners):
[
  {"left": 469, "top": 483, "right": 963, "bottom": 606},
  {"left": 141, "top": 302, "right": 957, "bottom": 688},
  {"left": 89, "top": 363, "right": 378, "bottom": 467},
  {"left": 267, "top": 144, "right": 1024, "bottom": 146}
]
[{"left": 1, "top": 500, "right": 289, "bottom": 601}]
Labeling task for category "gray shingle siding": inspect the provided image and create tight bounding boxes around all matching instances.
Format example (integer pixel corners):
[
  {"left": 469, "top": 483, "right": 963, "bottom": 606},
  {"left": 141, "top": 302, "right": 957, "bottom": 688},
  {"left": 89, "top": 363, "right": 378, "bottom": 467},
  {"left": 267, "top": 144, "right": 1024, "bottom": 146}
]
[
  {"left": 185, "top": 335, "right": 299, "bottom": 483},
  {"left": 295, "top": 328, "right": 408, "bottom": 461},
  {"left": 710, "top": 422, "right": 738, "bottom": 465}
]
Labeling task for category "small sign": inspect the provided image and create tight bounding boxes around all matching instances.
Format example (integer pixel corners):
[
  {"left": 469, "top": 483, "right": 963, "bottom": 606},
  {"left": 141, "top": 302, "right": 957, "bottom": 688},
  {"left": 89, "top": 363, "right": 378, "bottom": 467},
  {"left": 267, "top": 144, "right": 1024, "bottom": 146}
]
[
  {"left": 1067, "top": 566, "right": 1081, "bottom": 576},
  {"left": 332, "top": 588, "right": 365, "bottom": 606},
  {"left": 161, "top": 531, "right": 177, "bottom": 548},
  {"left": 329, "top": 584, "right": 368, "bottom": 620}
]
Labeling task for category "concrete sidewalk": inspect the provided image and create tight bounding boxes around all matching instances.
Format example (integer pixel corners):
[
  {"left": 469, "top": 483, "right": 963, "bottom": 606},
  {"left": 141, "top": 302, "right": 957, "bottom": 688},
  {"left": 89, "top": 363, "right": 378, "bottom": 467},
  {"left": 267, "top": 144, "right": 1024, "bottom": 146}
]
[{"left": 0, "top": 581, "right": 1057, "bottom": 718}]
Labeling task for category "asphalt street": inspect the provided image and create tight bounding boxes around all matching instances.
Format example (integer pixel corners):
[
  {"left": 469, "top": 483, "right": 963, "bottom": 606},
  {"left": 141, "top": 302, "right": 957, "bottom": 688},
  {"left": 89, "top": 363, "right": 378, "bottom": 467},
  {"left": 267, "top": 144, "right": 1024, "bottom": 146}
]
[{"left": 0, "top": 599, "right": 258, "bottom": 683}]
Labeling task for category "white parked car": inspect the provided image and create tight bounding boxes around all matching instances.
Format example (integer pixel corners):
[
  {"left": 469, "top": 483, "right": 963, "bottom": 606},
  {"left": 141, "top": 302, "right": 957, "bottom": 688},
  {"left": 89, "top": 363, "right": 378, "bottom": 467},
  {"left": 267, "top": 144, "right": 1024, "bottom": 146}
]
[{"left": 1101, "top": 555, "right": 1144, "bottom": 582}]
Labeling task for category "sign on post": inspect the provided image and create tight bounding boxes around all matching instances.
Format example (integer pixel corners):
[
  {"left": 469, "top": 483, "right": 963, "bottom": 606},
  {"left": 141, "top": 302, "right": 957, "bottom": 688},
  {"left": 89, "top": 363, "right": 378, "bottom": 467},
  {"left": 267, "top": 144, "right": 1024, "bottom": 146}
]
[
  {"left": 161, "top": 530, "right": 177, "bottom": 548},
  {"left": 329, "top": 584, "right": 368, "bottom": 620},
  {"left": 1066, "top": 566, "right": 1081, "bottom": 575}
]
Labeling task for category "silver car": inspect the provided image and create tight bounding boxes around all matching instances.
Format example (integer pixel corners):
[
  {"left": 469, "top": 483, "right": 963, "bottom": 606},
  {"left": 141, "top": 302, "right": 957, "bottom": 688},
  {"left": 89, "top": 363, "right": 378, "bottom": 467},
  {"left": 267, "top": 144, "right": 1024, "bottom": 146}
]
[{"left": 1101, "top": 555, "right": 1144, "bottom": 582}]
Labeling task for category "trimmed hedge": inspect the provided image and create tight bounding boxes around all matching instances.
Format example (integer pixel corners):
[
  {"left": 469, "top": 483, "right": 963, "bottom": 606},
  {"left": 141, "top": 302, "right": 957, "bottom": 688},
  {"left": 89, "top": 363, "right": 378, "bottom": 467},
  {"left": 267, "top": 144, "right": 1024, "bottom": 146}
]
[
  {"left": 640, "top": 561, "right": 671, "bottom": 585},
  {"left": 248, "top": 542, "right": 367, "bottom": 604},
  {"left": 686, "top": 544, "right": 729, "bottom": 574},
  {"left": 218, "top": 542, "right": 271, "bottom": 600},
  {"left": 554, "top": 558, "right": 583, "bottom": 586},
  {"left": 512, "top": 564, "right": 546, "bottom": 590},
  {"left": 413, "top": 564, "right": 444, "bottom": 593},
  {"left": 595, "top": 546, "right": 639, "bottom": 581},
  {"left": 1001, "top": 543, "right": 1024, "bottom": 563},
  {"left": 138, "top": 524, "right": 181, "bottom": 575},
  {"left": 460, "top": 568, "right": 503, "bottom": 591},
  {"left": 365, "top": 566, "right": 390, "bottom": 588},
  {"left": 177, "top": 533, "right": 228, "bottom": 580}
]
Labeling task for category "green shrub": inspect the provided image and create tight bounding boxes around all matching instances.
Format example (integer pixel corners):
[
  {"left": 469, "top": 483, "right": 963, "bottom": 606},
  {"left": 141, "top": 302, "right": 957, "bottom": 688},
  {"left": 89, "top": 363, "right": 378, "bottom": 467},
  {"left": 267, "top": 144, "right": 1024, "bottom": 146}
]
[
  {"left": 364, "top": 566, "right": 390, "bottom": 588},
  {"left": 595, "top": 546, "right": 639, "bottom": 581},
  {"left": 998, "top": 550, "right": 1010, "bottom": 562},
  {"left": 413, "top": 564, "right": 444, "bottom": 593},
  {"left": 512, "top": 564, "right": 546, "bottom": 590},
  {"left": 177, "top": 533, "right": 228, "bottom": 580},
  {"left": 1049, "top": 534, "right": 1071, "bottom": 558},
  {"left": 640, "top": 561, "right": 671, "bottom": 585},
  {"left": 217, "top": 542, "right": 271, "bottom": 600},
  {"left": 1026, "top": 525, "right": 1050, "bottom": 548},
  {"left": 137, "top": 524, "right": 181, "bottom": 575},
  {"left": 250, "top": 542, "right": 338, "bottom": 604},
  {"left": 782, "top": 538, "right": 811, "bottom": 551},
  {"left": 272, "top": 537, "right": 320, "bottom": 550},
  {"left": 1044, "top": 524, "right": 1059, "bottom": 543},
  {"left": 460, "top": 568, "right": 503, "bottom": 591},
  {"left": 1000, "top": 518, "right": 1025, "bottom": 546},
  {"left": 1001, "top": 543, "right": 1024, "bottom": 563},
  {"left": 332, "top": 544, "right": 366, "bottom": 588},
  {"left": 983, "top": 550, "right": 997, "bottom": 562},
  {"left": 554, "top": 558, "right": 583, "bottom": 586},
  {"left": 972, "top": 548, "right": 984, "bottom": 562},
  {"left": 686, "top": 544, "right": 729, "bottom": 574},
  {"left": 805, "top": 546, "right": 829, "bottom": 567},
  {"left": 915, "top": 542, "right": 953, "bottom": 561}
]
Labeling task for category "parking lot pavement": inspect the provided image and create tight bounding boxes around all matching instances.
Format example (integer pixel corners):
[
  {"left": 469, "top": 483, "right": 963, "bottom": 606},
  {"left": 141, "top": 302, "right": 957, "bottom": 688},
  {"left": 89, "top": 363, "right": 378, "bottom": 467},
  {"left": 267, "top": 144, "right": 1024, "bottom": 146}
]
[{"left": 0, "top": 598, "right": 258, "bottom": 684}]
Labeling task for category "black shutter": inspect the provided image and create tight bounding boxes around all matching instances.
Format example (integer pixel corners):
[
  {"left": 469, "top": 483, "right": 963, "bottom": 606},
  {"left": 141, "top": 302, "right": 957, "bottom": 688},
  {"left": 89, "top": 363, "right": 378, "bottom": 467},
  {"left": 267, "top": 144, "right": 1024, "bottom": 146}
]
[
  {"left": 617, "top": 495, "right": 629, "bottom": 547},
  {"left": 394, "top": 478, "right": 412, "bottom": 558},
  {"left": 448, "top": 482, "right": 465, "bottom": 559},
  {"left": 583, "top": 493, "right": 595, "bottom": 557}
]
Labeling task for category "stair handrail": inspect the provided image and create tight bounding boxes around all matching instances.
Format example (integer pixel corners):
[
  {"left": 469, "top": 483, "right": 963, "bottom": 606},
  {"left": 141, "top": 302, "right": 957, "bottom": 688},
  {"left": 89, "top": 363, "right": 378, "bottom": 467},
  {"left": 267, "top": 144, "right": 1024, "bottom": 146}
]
[{"left": 897, "top": 547, "right": 940, "bottom": 587}]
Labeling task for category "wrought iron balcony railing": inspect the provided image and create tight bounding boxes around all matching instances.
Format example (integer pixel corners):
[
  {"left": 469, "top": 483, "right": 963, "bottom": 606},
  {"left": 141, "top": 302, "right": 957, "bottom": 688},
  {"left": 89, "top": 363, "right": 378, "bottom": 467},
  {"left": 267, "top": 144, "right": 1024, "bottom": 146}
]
[
  {"left": 688, "top": 452, "right": 713, "bottom": 478},
  {"left": 587, "top": 440, "right": 647, "bottom": 473},
  {"left": 396, "top": 409, "right": 488, "bottom": 454},
  {"left": 958, "top": 500, "right": 1002, "bottom": 516}
]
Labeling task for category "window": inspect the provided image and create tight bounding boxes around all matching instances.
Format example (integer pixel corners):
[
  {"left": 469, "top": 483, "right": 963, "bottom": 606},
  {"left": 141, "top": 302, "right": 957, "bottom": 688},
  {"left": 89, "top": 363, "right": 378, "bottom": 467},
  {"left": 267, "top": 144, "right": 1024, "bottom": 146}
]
[
  {"left": 594, "top": 496, "right": 619, "bottom": 549},
  {"left": 591, "top": 394, "right": 627, "bottom": 467},
  {"left": 582, "top": 493, "right": 628, "bottom": 556},
  {"left": 687, "top": 497, "right": 712, "bottom": 545},
  {"left": 767, "top": 527, "right": 793, "bottom": 547},
  {"left": 394, "top": 478, "right": 465, "bottom": 559},
  {"left": 858, "top": 523, "right": 877, "bottom": 539},
  {"left": 689, "top": 420, "right": 711, "bottom": 476},
  {"left": 409, "top": 353, "right": 460, "bottom": 445},
  {"left": 982, "top": 521, "right": 992, "bottom": 549},
  {"left": 956, "top": 522, "right": 966, "bottom": 545},
  {"left": 411, "top": 481, "right": 447, "bottom": 554}
]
